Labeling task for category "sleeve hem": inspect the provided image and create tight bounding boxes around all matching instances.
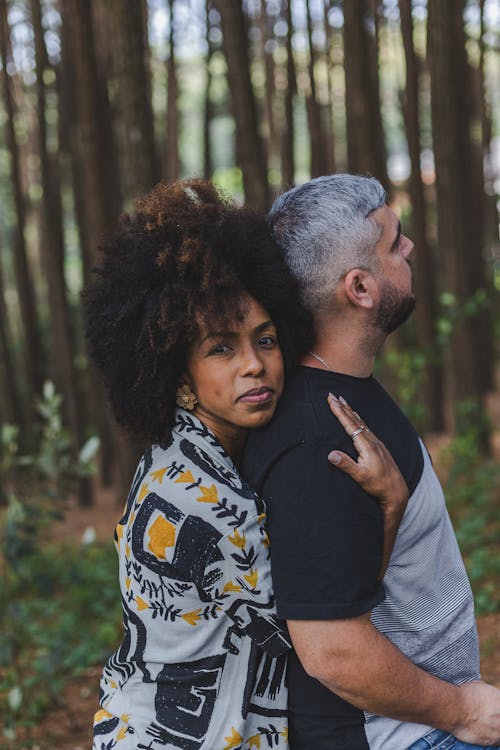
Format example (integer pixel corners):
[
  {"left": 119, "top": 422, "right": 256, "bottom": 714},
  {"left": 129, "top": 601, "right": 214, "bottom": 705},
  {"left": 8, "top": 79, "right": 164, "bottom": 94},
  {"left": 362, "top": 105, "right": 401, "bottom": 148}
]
[{"left": 276, "top": 586, "right": 386, "bottom": 621}]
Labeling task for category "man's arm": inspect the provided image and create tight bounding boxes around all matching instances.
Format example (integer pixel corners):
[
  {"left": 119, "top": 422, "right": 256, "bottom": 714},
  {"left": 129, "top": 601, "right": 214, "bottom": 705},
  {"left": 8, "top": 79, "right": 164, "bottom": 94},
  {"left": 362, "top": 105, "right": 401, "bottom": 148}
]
[{"left": 288, "top": 614, "right": 500, "bottom": 746}]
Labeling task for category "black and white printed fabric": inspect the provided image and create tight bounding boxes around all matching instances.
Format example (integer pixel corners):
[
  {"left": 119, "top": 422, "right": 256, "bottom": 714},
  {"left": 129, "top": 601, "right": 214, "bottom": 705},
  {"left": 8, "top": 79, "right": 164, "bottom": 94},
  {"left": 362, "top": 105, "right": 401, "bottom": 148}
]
[{"left": 92, "top": 409, "right": 289, "bottom": 750}]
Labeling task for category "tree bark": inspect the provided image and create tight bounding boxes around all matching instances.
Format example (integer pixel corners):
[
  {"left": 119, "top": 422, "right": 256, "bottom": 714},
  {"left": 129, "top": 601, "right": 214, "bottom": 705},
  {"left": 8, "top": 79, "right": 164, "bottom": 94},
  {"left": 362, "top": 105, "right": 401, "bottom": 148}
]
[
  {"left": 203, "top": 0, "right": 215, "bottom": 179},
  {"left": 322, "top": 0, "right": 336, "bottom": 174},
  {"left": 59, "top": 0, "right": 118, "bottom": 273},
  {"left": 59, "top": 0, "right": 121, "bottom": 486},
  {"left": 305, "top": 0, "right": 325, "bottom": 177},
  {"left": 427, "top": 0, "right": 491, "bottom": 443},
  {"left": 343, "top": 0, "right": 389, "bottom": 190},
  {"left": 280, "top": 0, "right": 295, "bottom": 188},
  {"left": 0, "top": 0, "right": 44, "bottom": 410},
  {"left": 259, "top": 0, "right": 278, "bottom": 171},
  {"left": 0, "top": 249, "right": 24, "bottom": 430},
  {"left": 165, "top": 0, "right": 180, "bottom": 182},
  {"left": 471, "top": 0, "right": 495, "bottom": 392},
  {"left": 105, "top": 0, "right": 159, "bottom": 203},
  {"left": 30, "top": 0, "right": 91, "bottom": 502},
  {"left": 399, "top": 0, "right": 444, "bottom": 431},
  {"left": 214, "top": 0, "right": 269, "bottom": 210}
]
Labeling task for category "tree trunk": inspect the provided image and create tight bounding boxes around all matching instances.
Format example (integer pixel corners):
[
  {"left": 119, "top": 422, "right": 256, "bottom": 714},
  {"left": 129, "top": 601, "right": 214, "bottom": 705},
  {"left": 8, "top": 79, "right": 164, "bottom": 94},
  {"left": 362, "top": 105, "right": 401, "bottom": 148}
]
[
  {"left": 399, "top": 0, "right": 444, "bottom": 431},
  {"left": 0, "top": 251, "right": 24, "bottom": 430},
  {"left": 165, "top": 0, "right": 180, "bottom": 182},
  {"left": 478, "top": 0, "right": 498, "bottom": 255},
  {"left": 214, "top": 0, "right": 269, "bottom": 210},
  {"left": 142, "top": 0, "right": 153, "bottom": 115},
  {"left": 105, "top": 0, "right": 159, "bottom": 203},
  {"left": 305, "top": 0, "right": 324, "bottom": 177},
  {"left": 30, "top": 0, "right": 91, "bottom": 503},
  {"left": 322, "top": 0, "right": 336, "bottom": 174},
  {"left": 343, "top": 0, "right": 389, "bottom": 190},
  {"left": 59, "top": 0, "right": 121, "bottom": 486},
  {"left": 259, "top": 0, "right": 278, "bottom": 171},
  {"left": 59, "top": 0, "right": 118, "bottom": 273},
  {"left": 0, "top": 0, "right": 44, "bottom": 412},
  {"left": 280, "top": 0, "right": 295, "bottom": 188},
  {"left": 427, "top": 0, "right": 491, "bottom": 443},
  {"left": 203, "top": 0, "right": 215, "bottom": 179},
  {"left": 471, "top": 0, "right": 495, "bottom": 392}
]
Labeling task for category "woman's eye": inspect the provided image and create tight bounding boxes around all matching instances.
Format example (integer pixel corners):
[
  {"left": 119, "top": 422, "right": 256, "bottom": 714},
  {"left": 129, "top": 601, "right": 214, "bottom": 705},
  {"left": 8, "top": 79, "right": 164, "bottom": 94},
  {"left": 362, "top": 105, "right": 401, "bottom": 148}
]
[
  {"left": 258, "top": 335, "right": 277, "bottom": 348},
  {"left": 210, "top": 343, "right": 231, "bottom": 355}
]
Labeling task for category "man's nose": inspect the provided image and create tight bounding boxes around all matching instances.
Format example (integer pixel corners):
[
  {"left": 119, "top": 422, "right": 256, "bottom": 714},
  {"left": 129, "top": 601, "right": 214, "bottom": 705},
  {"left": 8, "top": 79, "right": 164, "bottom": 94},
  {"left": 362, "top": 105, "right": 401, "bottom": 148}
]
[{"left": 401, "top": 235, "right": 414, "bottom": 258}]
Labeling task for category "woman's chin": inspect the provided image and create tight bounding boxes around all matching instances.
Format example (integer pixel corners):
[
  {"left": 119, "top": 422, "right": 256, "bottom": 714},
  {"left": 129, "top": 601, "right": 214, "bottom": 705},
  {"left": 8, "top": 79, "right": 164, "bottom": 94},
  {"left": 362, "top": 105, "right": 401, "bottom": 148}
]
[{"left": 233, "top": 402, "right": 277, "bottom": 430}]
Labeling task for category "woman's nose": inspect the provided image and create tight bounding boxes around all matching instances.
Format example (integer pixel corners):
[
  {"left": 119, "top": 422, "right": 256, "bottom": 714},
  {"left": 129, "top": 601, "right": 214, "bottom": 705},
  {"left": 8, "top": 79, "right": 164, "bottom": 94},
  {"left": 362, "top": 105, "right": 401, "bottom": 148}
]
[{"left": 240, "top": 347, "right": 265, "bottom": 376}]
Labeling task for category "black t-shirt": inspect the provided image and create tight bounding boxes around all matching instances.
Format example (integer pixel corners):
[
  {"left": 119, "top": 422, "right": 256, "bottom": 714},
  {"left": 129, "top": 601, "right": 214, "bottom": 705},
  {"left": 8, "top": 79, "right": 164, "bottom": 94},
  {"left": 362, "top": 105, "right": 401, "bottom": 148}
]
[{"left": 242, "top": 366, "right": 423, "bottom": 750}]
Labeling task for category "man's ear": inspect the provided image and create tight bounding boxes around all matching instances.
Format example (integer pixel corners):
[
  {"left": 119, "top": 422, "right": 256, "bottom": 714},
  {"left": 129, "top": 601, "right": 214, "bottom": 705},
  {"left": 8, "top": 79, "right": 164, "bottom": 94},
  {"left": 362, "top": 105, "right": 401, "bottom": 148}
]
[{"left": 343, "top": 268, "right": 378, "bottom": 310}]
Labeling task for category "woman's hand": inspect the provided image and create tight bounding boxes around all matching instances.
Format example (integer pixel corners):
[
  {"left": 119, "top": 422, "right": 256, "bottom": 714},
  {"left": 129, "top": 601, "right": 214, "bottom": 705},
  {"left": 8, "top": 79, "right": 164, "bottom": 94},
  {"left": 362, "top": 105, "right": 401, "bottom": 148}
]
[{"left": 326, "top": 393, "right": 409, "bottom": 578}]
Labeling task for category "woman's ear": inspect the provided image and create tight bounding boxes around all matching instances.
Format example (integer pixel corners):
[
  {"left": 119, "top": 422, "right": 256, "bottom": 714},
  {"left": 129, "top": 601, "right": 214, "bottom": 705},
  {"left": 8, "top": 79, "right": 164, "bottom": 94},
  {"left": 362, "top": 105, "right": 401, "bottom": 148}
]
[{"left": 343, "top": 268, "right": 378, "bottom": 310}]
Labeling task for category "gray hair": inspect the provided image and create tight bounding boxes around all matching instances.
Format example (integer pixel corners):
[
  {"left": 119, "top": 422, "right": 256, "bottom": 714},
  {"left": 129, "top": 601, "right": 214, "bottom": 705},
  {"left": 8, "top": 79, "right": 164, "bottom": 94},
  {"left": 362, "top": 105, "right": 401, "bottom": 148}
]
[{"left": 268, "top": 174, "right": 387, "bottom": 310}]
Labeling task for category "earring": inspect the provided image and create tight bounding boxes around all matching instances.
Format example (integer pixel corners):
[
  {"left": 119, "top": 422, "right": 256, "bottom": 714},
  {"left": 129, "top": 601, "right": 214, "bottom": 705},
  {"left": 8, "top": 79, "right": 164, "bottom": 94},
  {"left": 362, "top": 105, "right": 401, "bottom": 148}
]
[{"left": 176, "top": 384, "right": 198, "bottom": 410}]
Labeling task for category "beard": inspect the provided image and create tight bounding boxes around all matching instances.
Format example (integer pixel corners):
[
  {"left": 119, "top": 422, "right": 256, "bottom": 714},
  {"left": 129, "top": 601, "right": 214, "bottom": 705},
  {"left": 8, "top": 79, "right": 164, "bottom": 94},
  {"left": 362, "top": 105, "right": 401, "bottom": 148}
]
[{"left": 374, "top": 279, "right": 416, "bottom": 334}]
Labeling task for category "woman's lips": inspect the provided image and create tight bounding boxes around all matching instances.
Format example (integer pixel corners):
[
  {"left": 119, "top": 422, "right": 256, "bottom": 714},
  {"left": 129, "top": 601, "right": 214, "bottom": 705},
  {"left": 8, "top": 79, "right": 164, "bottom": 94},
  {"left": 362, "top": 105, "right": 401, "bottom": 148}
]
[{"left": 238, "top": 387, "right": 273, "bottom": 404}]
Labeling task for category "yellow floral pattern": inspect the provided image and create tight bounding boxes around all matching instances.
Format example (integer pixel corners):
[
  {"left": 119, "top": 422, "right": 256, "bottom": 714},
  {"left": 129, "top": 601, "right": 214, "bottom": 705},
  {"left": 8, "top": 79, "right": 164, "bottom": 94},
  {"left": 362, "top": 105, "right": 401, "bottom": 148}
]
[{"left": 93, "top": 410, "right": 288, "bottom": 750}]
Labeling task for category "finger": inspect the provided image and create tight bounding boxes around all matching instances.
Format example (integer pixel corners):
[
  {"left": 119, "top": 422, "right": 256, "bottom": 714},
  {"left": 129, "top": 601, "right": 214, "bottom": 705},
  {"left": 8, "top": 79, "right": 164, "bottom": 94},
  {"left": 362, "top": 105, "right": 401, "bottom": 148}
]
[
  {"left": 327, "top": 394, "right": 371, "bottom": 448},
  {"left": 353, "top": 410, "right": 370, "bottom": 432},
  {"left": 339, "top": 396, "right": 369, "bottom": 431},
  {"left": 328, "top": 450, "right": 361, "bottom": 480},
  {"left": 327, "top": 393, "right": 361, "bottom": 434},
  {"left": 338, "top": 395, "right": 360, "bottom": 418},
  {"left": 339, "top": 397, "right": 369, "bottom": 430}
]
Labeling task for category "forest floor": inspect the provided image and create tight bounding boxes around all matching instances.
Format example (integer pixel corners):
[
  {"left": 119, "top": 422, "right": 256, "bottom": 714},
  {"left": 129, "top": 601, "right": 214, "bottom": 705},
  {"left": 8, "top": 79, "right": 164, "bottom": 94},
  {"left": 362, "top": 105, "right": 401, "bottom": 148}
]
[{"left": 13, "top": 390, "right": 500, "bottom": 750}]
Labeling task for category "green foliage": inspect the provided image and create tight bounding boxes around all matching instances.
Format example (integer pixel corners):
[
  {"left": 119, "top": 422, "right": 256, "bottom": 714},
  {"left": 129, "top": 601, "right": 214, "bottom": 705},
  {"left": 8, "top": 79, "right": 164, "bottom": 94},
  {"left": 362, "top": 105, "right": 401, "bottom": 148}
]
[
  {"left": 0, "top": 382, "right": 110, "bottom": 742},
  {"left": 0, "top": 541, "right": 121, "bottom": 742},
  {"left": 379, "top": 346, "right": 428, "bottom": 431},
  {"left": 212, "top": 165, "right": 244, "bottom": 202},
  {"left": 437, "top": 287, "right": 492, "bottom": 345},
  {"left": 441, "top": 405, "right": 500, "bottom": 615},
  {"left": 1, "top": 382, "right": 99, "bottom": 564},
  {"left": 378, "top": 331, "right": 500, "bottom": 616}
]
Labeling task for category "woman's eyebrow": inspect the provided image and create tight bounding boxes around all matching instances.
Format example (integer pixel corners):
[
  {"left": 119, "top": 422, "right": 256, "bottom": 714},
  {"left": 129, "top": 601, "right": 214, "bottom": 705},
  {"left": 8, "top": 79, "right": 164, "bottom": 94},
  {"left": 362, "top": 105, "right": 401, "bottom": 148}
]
[
  {"left": 201, "top": 320, "right": 274, "bottom": 343},
  {"left": 199, "top": 330, "right": 234, "bottom": 344},
  {"left": 254, "top": 320, "right": 274, "bottom": 333}
]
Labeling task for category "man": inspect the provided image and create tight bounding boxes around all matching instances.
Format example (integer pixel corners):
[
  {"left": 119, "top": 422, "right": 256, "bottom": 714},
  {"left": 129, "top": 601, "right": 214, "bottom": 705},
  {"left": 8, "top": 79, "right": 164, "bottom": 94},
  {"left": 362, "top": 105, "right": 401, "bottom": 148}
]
[{"left": 242, "top": 174, "right": 500, "bottom": 750}]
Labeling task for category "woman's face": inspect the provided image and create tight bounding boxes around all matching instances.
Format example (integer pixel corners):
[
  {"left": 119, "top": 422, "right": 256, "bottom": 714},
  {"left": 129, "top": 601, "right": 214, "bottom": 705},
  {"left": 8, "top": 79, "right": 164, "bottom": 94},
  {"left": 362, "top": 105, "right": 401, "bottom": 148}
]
[{"left": 185, "top": 296, "right": 284, "bottom": 450}]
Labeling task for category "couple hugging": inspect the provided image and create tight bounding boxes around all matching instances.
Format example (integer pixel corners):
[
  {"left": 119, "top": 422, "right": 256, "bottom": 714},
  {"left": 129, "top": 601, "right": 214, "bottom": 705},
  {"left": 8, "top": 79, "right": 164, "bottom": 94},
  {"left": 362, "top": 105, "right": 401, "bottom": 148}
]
[{"left": 87, "top": 174, "right": 500, "bottom": 750}]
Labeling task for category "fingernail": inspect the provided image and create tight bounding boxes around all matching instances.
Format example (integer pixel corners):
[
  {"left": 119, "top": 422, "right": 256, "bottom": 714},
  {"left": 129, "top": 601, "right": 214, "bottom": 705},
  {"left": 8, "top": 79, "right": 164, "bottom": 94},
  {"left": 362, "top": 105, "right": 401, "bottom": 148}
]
[
  {"left": 328, "top": 392, "right": 338, "bottom": 402},
  {"left": 339, "top": 395, "right": 348, "bottom": 406},
  {"left": 328, "top": 451, "right": 341, "bottom": 464}
]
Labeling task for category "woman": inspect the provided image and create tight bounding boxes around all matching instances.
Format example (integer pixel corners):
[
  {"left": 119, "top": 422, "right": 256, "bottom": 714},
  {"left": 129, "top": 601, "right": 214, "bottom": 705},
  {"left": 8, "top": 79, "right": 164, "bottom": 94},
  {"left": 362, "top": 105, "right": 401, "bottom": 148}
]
[{"left": 85, "top": 180, "right": 408, "bottom": 750}]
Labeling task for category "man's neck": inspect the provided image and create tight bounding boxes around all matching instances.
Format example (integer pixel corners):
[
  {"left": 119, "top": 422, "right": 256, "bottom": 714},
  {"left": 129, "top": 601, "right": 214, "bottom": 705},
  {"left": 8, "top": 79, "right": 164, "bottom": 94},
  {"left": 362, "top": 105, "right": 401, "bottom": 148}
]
[
  {"left": 303, "top": 319, "right": 382, "bottom": 378},
  {"left": 302, "top": 347, "right": 374, "bottom": 378}
]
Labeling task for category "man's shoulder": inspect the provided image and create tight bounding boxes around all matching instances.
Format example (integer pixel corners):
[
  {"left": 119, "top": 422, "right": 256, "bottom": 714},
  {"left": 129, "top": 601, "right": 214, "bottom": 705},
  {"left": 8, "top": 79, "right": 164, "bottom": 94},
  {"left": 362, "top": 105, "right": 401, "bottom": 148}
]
[
  {"left": 242, "top": 368, "right": 353, "bottom": 491},
  {"left": 250, "top": 365, "right": 355, "bottom": 436},
  {"left": 244, "top": 366, "right": 425, "bottom": 495}
]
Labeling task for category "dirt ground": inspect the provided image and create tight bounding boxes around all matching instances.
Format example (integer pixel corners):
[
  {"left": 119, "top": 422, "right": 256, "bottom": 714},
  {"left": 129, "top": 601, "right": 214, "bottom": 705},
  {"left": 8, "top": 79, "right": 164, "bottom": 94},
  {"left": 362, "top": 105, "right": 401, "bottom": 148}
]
[{"left": 11, "top": 396, "right": 500, "bottom": 750}]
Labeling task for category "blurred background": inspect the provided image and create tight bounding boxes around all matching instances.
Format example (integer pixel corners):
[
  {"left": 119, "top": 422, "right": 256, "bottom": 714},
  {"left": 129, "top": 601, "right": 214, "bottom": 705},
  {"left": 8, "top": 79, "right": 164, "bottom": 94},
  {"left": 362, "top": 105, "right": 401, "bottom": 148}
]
[{"left": 0, "top": 1, "right": 499, "bottom": 747}]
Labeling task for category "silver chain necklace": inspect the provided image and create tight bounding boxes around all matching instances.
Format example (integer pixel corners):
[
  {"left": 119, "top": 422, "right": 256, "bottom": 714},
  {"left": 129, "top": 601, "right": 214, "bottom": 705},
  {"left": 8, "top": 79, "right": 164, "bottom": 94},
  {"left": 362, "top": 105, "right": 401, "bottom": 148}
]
[{"left": 308, "top": 351, "right": 333, "bottom": 371}]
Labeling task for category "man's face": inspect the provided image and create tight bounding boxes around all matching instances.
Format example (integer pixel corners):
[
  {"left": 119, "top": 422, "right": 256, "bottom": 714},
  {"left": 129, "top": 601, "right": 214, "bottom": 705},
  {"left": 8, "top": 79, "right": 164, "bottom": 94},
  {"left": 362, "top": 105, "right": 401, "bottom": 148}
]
[{"left": 371, "top": 205, "right": 415, "bottom": 334}]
